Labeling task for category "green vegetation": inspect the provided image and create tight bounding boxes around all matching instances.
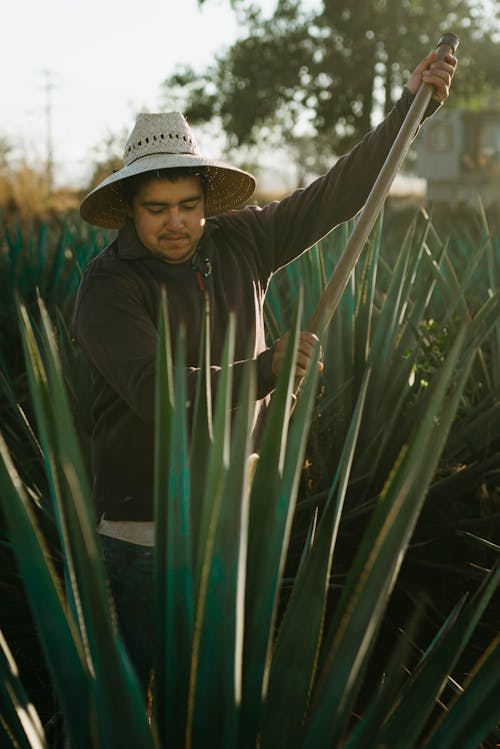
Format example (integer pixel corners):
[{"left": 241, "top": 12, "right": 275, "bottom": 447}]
[
  {"left": 168, "top": 0, "right": 500, "bottom": 159},
  {"left": 0, "top": 207, "right": 499, "bottom": 747}
]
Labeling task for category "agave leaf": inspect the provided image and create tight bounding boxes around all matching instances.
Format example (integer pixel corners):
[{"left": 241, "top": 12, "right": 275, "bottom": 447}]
[
  {"left": 375, "top": 562, "right": 500, "bottom": 748},
  {"left": 152, "top": 289, "right": 172, "bottom": 738},
  {"left": 239, "top": 293, "right": 306, "bottom": 745},
  {"left": 318, "top": 225, "right": 357, "bottom": 443},
  {"left": 153, "top": 295, "right": 193, "bottom": 748},
  {"left": 421, "top": 217, "right": 470, "bottom": 320},
  {"left": 424, "top": 229, "right": 494, "bottom": 389},
  {"left": 444, "top": 398, "right": 500, "bottom": 461},
  {"left": 460, "top": 289, "right": 500, "bottom": 362},
  {"left": 458, "top": 289, "right": 500, "bottom": 404},
  {"left": 261, "top": 368, "right": 370, "bottom": 748},
  {"left": 424, "top": 634, "right": 500, "bottom": 749},
  {"left": 477, "top": 197, "right": 498, "bottom": 281},
  {"left": 0, "top": 432, "right": 93, "bottom": 749},
  {"left": 351, "top": 222, "right": 429, "bottom": 488},
  {"left": 288, "top": 240, "right": 326, "bottom": 322},
  {"left": 336, "top": 250, "right": 355, "bottom": 380},
  {"left": 61, "top": 465, "right": 157, "bottom": 749},
  {"left": 0, "top": 629, "right": 47, "bottom": 749},
  {"left": 477, "top": 204, "right": 500, "bottom": 384},
  {"left": 387, "top": 220, "right": 442, "bottom": 364},
  {"left": 153, "top": 287, "right": 174, "bottom": 596},
  {"left": 54, "top": 308, "right": 93, "bottom": 428},
  {"left": 441, "top": 239, "right": 490, "bottom": 324},
  {"left": 192, "top": 316, "right": 235, "bottom": 596},
  {"left": 458, "top": 531, "right": 500, "bottom": 554},
  {"left": 353, "top": 214, "right": 383, "bottom": 380},
  {"left": 344, "top": 603, "right": 428, "bottom": 749},
  {"left": 189, "top": 293, "right": 213, "bottom": 548},
  {"left": 302, "top": 324, "right": 474, "bottom": 747},
  {"left": 324, "top": 300, "right": 352, "bottom": 430},
  {"left": 349, "top": 224, "right": 417, "bottom": 479},
  {"left": 0, "top": 368, "right": 45, "bottom": 472},
  {"left": 366, "top": 219, "right": 414, "bottom": 374},
  {"left": 17, "top": 300, "right": 75, "bottom": 544},
  {"left": 44, "top": 224, "right": 69, "bottom": 297},
  {"left": 372, "top": 286, "right": 500, "bottom": 486},
  {"left": 190, "top": 360, "right": 256, "bottom": 749},
  {"left": 263, "top": 294, "right": 284, "bottom": 342},
  {"left": 188, "top": 316, "right": 236, "bottom": 740},
  {"left": 17, "top": 298, "right": 156, "bottom": 748},
  {"left": 307, "top": 241, "right": 328, "bottom": 314},
  {"left": 19, "top": 297, "right": 94, "bottom": 633}
]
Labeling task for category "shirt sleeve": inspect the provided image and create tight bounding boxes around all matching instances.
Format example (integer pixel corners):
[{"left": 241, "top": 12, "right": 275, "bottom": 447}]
[{"left": 228, "top": 87, "right": 440, "bottom": 276}]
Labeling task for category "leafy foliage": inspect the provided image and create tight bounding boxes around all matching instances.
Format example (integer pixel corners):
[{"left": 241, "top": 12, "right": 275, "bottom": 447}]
[
  {"left": 267, "top": 209, "right": 500, "bottom": 710},
  {"left": 180, "top": 0, "right": 500, "bottom": 155},
  {"left": 1, "top": 287, "right": 498, "bottom": 747},
  {"left": 0, "top": 208, "right": 499, "bottom": 747}
]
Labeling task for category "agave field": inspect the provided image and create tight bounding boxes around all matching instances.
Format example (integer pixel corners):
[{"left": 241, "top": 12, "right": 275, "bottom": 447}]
[{"left": 0, "top": 206, "right": 498, "bottom": 748}]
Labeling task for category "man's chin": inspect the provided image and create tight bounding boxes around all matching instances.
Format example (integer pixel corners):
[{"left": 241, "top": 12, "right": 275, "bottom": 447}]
[
  {"left": 153, "top": 245, "right": 196, "bottom": 264},
  {"left": 158, "top": 238, "right": 190, "bottom": 253}
]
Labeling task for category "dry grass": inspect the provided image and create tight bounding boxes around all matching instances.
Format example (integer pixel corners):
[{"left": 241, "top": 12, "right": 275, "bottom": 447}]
[{"left": 0, "top": 164, "right": 79, "bottom": 221}]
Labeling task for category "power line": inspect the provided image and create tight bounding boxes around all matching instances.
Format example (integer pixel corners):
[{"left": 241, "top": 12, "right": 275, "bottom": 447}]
[{"left": 41, "top": 69, "right": 56, "bottom": 194}]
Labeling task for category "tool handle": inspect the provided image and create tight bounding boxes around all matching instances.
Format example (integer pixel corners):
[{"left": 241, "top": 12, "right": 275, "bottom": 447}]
[
  {"left": 436, "top": 33, "right": 460, "bottom": 57},
  {"left": 307, "top": 33, "right": 459, "bottom": 336}
]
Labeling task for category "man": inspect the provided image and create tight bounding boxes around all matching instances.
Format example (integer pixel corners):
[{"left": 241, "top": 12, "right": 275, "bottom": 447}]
[{"left": 74, "top": 49, "right": 456, "bottom": 692}]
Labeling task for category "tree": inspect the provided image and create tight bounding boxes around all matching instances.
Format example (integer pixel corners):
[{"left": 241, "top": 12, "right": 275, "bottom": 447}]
[
  {"left": 84, "top": 128, "right": 129, "bottom": 194},
  {"left": 165, "top": 0, "right": 500, "bottom": 157}
]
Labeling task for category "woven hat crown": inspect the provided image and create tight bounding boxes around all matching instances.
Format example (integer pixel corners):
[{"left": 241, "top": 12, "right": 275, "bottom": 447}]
[
  {"left": 124, "top": 112, "right": 201, "bottom": 166},
  {"left": 79, "top": 111, "right": 256, "bottom": 229}
]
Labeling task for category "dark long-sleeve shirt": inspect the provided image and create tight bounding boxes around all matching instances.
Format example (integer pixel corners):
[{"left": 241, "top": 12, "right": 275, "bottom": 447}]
[{"left": 74, "top": 88, "right": 439, "bottom": 520}]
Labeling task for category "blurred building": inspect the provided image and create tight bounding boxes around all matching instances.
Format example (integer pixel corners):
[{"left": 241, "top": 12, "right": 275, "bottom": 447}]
[{"left": 416, "top": 104, "right": 500, "bottom": 207}]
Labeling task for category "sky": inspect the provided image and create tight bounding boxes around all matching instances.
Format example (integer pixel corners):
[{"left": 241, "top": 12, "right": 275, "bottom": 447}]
[
  {"left": 2, "top": 0, "right": 423, "bottom": 195},
  {"left": 2, "top": 0, "right": 301, "bottom": 188}
]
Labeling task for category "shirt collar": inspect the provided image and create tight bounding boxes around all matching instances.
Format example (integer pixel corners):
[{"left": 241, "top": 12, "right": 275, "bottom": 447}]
[{"left": 117, "top": 220, "right": 153, "bottom": 260}]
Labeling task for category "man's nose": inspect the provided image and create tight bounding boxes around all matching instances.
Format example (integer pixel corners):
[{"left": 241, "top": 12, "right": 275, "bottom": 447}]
[{"left": 166, "top": 207, "right": 183, "bottom": 228}]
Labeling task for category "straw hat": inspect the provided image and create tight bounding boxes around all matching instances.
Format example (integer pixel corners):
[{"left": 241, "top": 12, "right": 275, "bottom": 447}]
[{"left": 80, "top": 112, "right": 256, "bottom": 229}]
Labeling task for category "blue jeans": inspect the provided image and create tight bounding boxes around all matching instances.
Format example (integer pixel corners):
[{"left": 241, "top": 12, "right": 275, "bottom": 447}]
[{"left": 101, "top": 535, "right": 154, "bottom": 695}]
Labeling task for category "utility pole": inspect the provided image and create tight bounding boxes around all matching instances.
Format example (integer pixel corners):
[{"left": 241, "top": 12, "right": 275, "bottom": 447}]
[{"left": 42, "top": 69, "right": 55, "bottom": 194}]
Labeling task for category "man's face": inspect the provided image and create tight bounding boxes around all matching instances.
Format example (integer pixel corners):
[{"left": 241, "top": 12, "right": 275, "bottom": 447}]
[{"left": 128, "top": 176, "right": 205, "bottom": 263}]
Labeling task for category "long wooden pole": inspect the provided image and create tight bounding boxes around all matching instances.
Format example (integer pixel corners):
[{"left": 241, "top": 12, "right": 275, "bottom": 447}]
[{"left": 307, "top": 33, "right": 459, "bottom": 336}]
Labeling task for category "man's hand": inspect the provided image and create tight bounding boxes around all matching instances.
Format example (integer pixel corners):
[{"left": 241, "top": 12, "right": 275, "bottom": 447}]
[
  {"left": 406, "top": 49, "right": 457, "bottom": 103},
  {"left": 272, "top": 331, "right": 324, "bottom": 379}
]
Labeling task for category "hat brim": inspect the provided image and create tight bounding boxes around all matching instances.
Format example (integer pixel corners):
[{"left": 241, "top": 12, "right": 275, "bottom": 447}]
[{"left": 80, "top": 153, "right": 256, "bottom": 229}]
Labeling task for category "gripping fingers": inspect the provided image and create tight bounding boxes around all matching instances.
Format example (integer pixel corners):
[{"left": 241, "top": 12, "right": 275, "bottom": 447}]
[
  {"left": 271, "top": 331, "right": 324, "bottom": 378},
  {"left": 423, "top": 54, "right": 457, "bottom": 101},
  {"left": 295, "top": 332, "right": 323, "bottom": 376},
  {"left": 406, "top": 51, "right": 457, "bottom": 98}
]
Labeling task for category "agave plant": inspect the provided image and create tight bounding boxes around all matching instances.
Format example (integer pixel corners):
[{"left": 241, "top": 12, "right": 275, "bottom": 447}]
[
  {"left": 267, "top": 208, "right": 500, "bottom": 658},
  {"left": 0, "top": 268, "right": 499, "bottom": 747},
  {"left": 0, "top": 218, "right": 104, "bottom": 498},
  {"left": 0, "top": 218, "right": 108, "bottom": 347}
]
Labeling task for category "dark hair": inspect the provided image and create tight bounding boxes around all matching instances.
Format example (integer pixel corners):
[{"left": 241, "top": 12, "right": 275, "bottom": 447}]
[{"left": 120, "top": 167, "right": 207, "bottom": 204}]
